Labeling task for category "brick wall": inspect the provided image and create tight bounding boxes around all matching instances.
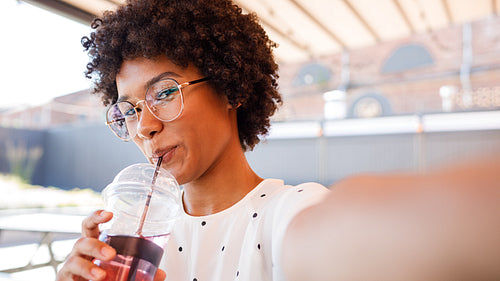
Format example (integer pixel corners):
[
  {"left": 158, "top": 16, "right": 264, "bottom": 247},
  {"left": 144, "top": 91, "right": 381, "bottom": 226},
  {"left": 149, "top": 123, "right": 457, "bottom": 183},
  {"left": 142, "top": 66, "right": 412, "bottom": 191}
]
[{"left": 276, "top": 15, "right": 500, "bottom": 121}]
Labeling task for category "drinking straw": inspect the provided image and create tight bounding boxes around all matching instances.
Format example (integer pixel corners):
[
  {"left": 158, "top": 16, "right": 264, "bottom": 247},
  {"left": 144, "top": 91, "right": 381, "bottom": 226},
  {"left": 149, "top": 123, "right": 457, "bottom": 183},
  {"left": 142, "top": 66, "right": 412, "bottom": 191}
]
[{"left": 136, "top": 156, "right": 163, "bottom": 236}]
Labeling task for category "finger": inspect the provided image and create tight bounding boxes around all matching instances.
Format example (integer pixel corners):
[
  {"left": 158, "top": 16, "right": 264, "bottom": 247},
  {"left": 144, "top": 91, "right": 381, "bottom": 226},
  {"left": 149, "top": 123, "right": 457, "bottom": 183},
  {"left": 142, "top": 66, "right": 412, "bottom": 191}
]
[
  {"left": 154, "top": 269, "right": 166, "bottom": 281},
  {"left": 59, "top": 255, "right": 107, "bottom": 281},
  {"left": 82, "top": 210, "right": 113, "bottom": 238},
  {"left": 70, "top": 237, "right": 116, "bottom": 262}
]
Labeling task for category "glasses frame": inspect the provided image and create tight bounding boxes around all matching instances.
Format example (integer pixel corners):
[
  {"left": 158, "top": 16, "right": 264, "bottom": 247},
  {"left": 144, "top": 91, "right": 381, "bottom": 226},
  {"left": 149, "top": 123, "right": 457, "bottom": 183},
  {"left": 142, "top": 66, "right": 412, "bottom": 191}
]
[{"left": 105, "top": 76, "right": 211, "bottom": 141}]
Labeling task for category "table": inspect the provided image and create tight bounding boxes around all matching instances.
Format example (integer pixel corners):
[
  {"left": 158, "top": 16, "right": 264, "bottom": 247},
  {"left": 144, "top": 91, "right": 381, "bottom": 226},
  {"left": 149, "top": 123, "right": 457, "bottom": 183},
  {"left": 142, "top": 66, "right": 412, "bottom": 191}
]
[{"left": 0, "top": 209, "right": 88, "bottom": 274}]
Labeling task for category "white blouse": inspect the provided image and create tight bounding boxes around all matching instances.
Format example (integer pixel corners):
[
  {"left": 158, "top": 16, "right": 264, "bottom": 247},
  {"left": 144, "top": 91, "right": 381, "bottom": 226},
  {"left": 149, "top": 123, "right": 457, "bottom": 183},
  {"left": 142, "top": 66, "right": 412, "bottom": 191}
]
[{"left": 160, "top": 178, "right": 328, "bottom": 281}]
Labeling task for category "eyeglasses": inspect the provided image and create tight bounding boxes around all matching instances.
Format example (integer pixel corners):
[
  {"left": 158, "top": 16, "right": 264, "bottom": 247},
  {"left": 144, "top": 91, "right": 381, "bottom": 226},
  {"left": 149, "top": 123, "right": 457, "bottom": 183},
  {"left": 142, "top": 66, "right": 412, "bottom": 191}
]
[{"left": 106, "top": 77, "right": 210, "bottom": 141}]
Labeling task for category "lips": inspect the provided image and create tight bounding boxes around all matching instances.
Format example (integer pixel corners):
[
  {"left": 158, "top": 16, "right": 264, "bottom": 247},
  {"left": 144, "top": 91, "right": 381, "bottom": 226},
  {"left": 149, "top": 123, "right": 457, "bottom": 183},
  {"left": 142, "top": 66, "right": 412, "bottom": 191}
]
[{"left": 151, "top": 145, "right": 178, "bottom": 164}]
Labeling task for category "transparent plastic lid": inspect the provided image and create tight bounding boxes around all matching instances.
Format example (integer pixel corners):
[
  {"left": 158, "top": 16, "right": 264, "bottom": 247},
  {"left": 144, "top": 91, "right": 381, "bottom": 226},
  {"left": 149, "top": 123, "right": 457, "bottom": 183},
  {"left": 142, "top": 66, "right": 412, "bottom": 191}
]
[{"left": 101, "top": 163, "right": 182, "bottom": 236}]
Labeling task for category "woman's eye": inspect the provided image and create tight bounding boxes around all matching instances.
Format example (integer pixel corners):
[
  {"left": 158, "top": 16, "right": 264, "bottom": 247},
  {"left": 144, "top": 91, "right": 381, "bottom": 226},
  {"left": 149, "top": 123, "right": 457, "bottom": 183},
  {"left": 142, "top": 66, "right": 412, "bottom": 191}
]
[
  {"left": 124, "top": 108, "right": 136, "bottom": 116},
  {"left": 156, "top": 87, "right": 178, "bottom": 100}
]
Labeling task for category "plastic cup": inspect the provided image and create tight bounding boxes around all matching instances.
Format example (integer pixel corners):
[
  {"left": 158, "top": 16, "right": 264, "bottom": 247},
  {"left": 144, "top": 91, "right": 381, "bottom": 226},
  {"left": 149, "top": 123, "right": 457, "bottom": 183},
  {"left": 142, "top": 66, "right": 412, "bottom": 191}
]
[{"left": 94, "top": 163, "right": 182, "bottom": 281}]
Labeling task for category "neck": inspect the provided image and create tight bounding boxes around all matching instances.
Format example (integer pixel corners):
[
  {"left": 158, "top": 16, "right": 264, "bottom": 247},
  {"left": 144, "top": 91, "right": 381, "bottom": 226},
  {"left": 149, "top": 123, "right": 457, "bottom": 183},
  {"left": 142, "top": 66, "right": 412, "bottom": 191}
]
[{"left": 182, "top": 143, "right": 262, "bottom": 216}]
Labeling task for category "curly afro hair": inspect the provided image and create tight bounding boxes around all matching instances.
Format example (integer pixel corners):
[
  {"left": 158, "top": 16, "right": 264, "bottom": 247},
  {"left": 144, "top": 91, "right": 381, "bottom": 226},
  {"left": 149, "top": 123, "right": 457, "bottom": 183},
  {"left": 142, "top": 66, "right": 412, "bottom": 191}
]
[{"left": 81, "top": 0, "right": 282, "bottom": 151}]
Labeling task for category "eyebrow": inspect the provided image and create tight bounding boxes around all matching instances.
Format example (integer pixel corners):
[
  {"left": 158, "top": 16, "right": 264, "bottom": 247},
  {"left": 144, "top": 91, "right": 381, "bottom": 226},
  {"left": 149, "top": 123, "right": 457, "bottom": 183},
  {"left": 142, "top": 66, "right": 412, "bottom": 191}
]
[
  {"left": 117, "top": 71, "right": 182, "bottom": 103},
  {"left": 145, "top": 71, "right": 181, "bottom": 89}
]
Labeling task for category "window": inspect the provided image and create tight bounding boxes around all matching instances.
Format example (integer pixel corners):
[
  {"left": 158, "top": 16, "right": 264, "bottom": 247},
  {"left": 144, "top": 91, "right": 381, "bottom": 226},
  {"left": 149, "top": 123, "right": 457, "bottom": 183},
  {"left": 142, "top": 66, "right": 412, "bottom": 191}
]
[
  {"left": 292, "top": 63, "right": 332, "bottom": 86},
  {"left": 382, "top": 43, "right": 434, "bottom": 73}
]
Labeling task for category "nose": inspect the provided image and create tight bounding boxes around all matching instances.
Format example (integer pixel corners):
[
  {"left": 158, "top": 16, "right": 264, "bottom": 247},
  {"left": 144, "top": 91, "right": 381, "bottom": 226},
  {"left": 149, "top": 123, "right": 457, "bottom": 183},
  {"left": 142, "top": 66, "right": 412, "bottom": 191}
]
[{"left": 136, "top": 105, "right": 163, "bottom": 140}]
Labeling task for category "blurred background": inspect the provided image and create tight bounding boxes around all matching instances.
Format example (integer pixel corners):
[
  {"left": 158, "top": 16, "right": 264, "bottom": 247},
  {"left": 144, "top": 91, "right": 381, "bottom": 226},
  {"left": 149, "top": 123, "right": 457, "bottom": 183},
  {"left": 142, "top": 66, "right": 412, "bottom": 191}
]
[{"left": 1, "top": 0, "right": 499, "bottom": 280}]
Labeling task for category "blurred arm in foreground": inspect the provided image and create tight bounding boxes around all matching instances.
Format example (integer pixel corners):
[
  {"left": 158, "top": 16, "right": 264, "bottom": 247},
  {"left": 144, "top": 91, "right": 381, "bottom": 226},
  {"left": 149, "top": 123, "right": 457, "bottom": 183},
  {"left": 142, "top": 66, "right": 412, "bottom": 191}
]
[{"left": 283, "top": 155, "right": 500, "bottom": 281}]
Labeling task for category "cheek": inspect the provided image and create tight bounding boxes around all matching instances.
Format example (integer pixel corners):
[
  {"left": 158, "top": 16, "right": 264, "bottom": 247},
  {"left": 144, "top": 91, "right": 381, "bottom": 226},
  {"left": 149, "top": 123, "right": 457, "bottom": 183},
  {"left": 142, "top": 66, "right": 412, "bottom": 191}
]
[
  {"left": 187, "top": 114, "right": 233, "bottom": 164},
  {"left": 177, "top": 115, "right": 217, "bottom": 158}
]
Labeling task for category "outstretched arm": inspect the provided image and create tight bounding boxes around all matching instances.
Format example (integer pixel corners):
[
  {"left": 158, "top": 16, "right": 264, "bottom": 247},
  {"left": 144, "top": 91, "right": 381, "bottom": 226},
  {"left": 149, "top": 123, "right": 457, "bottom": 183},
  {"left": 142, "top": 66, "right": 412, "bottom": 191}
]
[{"left": 283, "top": 155, "right": 500, "bottom": 281}]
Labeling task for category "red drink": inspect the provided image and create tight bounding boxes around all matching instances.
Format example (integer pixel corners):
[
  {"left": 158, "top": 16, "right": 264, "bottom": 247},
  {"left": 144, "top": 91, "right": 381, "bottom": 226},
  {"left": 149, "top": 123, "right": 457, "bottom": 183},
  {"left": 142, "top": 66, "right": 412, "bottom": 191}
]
[
  {"left": 97, "top": 162, "right": 181, "bottom": 280},
  {"left": 95, "top": 234, "right": 169, "bottom": 281}
]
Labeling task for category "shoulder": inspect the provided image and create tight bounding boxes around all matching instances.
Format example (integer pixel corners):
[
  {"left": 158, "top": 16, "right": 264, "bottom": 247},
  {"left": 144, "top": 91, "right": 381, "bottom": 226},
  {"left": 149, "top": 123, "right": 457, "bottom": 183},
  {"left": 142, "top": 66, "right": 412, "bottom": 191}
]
[
  {"left": 255, "top": 179, "right": 328, "bottom": 207},
  {"left": 257, "top": 179, "right": 329, "bottom": 229},
  {"left": 246, "top": 179, "right": 329, "bottom": 223},
  {"left": 280, "top": 181, "right": 329, "bottom": 202},
  {"left": 293, "top": 182, "right": 330, "bottom": 194}
]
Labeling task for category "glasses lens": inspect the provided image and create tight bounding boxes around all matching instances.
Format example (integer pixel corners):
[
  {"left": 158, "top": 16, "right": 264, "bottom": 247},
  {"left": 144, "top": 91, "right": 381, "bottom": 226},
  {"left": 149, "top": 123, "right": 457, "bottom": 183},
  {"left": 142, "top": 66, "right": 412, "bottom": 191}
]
[
  {"left": 106, "top": 102, "right": 138, "bottom": 140},
  {"left": 145, "top": 79, "right": 183, "bottom": 121}
]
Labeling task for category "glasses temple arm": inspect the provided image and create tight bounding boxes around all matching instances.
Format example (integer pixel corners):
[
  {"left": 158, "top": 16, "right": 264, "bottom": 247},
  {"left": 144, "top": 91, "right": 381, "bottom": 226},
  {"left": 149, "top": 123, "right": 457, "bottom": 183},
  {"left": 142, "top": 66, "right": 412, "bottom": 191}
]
[{"left": 180, "top": 77, "right": 211, "bottom": 88}]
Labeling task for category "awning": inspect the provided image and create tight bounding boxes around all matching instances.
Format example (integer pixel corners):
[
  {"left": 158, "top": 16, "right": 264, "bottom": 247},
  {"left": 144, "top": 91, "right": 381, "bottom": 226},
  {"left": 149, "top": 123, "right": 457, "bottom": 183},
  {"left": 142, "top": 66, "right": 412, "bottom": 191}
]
[{"left": 21, "top": 0, "right": 499, "bottom": 63}]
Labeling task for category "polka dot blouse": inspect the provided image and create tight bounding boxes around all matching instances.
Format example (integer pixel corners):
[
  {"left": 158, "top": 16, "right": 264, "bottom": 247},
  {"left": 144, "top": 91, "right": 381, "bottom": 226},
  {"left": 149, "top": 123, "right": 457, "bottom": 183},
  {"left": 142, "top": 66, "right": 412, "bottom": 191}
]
[{"left": 160, "top": 179, "right": 328, "bottom": 281}]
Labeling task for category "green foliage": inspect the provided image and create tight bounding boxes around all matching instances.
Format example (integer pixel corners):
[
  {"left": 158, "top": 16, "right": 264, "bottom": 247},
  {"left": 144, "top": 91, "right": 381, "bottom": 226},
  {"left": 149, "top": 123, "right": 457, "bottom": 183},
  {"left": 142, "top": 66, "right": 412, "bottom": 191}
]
[
  {"left": 5, "top": 141, "right": 43, "bottom": 184},
  {"left": 0, "top": 173, "right": 103, "bottom": 209}
]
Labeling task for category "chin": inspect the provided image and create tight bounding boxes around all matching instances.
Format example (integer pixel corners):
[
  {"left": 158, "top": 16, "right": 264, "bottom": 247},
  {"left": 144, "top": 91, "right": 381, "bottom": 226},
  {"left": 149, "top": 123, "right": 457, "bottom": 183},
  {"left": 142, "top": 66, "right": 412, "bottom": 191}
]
[{"left": 165, "top": 167, "right": 184, "bottom": 185}]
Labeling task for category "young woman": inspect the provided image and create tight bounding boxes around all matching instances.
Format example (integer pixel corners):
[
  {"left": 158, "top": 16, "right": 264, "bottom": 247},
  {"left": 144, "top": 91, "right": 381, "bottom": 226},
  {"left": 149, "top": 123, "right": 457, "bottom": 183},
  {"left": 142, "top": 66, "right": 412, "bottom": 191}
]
[
  {"left": 57, "top": 1, "right": 500, "bottom": 280},
  {"left": 56, "top": 0, "right": 328, "bottom": 280}
]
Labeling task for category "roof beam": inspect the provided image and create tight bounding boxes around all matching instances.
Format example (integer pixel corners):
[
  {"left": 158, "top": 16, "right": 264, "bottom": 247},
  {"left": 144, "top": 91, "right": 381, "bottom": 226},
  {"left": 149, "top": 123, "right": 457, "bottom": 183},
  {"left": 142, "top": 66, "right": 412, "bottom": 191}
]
[
  {"left": 287, "top": 0, "right": 347, "bottom": 49},
  {"left": 392, "top": 0, "right": 415, "bottom": 34},
  {"left": 441, "top": 0, "right": 453, "bottom": 25},
  {"left": 107, "top": 0, "right": 125, "bottom": 5},
  {"left": 20, "top": 0, "right": 94, "bottom": 25},
  {"left": 235, "top": 1, "right": 313, "bottom": 56},
  {"left": 59, "top": 0, "right": 119, "bottom": 18},
  {"left": 258, "top": 16, "right": 312, "bottom": 54},
  {"left": 341, "top": 0, "right": 381, "bottom": 42}
]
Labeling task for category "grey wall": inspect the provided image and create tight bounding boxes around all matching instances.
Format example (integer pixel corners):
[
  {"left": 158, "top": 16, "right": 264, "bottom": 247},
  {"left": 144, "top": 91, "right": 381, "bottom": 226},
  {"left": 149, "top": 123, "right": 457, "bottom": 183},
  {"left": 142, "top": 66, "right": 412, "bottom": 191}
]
[
  {"left": 247, "top": 130, "right": 500, "bottom": 187},
  {"left": 1, "top": 124, "right": 499, "bottom": 190},
  {"left": 39, "top": 124, "right": 145, "bottom": 190},
  {"left": 246, "top": 138, "right": 322, "bottom": 185}
]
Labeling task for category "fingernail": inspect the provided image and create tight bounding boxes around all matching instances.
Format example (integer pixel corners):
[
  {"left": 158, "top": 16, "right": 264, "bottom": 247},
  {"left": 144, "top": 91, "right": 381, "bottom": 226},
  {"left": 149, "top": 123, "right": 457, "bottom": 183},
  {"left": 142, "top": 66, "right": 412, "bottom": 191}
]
[
  {"left": 100, "top": 211, "right": 109, "bottom": 217},
  {"left": 101, "top": 246, "right": 115, "bottom": 258},
  {"left": 91, "top": 267, "right": 105, "bottom": 279}
]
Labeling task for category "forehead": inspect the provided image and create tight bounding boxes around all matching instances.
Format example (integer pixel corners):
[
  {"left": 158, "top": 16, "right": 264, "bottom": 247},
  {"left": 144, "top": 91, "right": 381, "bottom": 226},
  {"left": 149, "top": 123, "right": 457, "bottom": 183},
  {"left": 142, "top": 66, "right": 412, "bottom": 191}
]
[{"left": 116, "top": 56, "right": 200, "bottom": 99}]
